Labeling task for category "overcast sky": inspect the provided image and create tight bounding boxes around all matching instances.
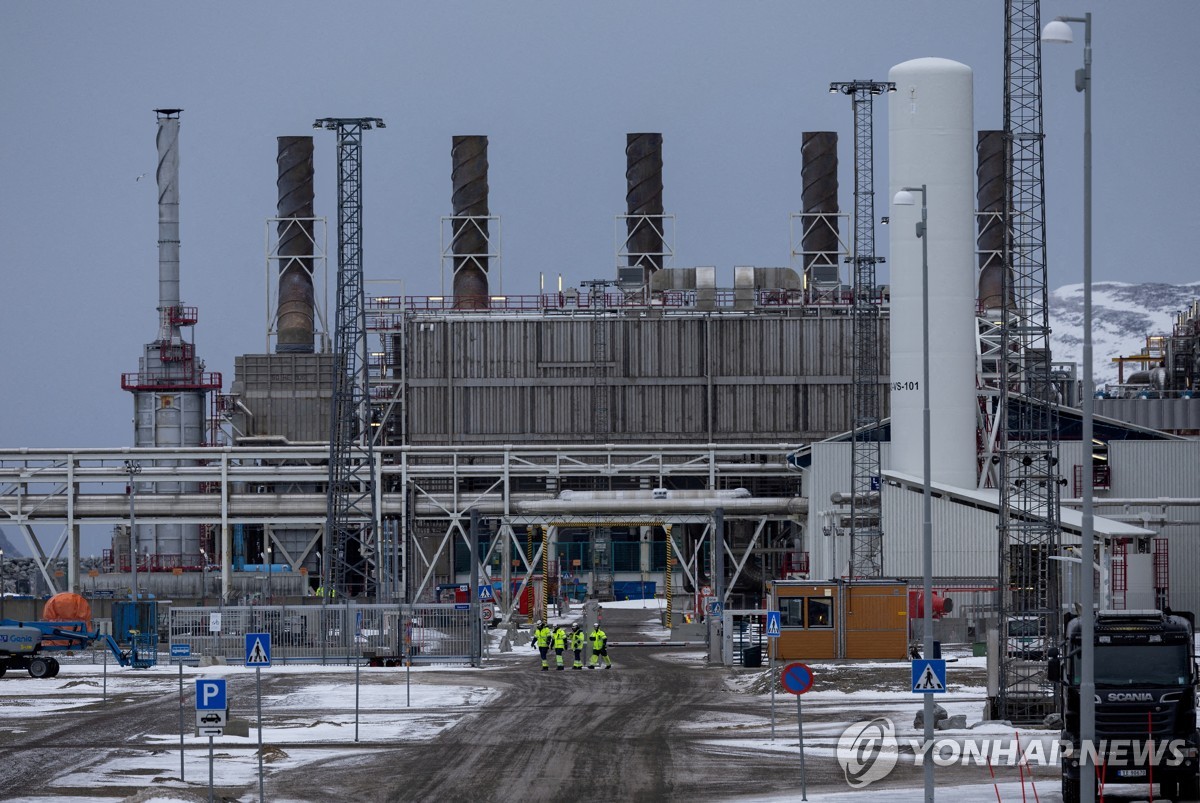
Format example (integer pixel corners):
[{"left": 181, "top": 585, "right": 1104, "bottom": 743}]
[{"left": 2, "top": 0, "right": 1198, "bottom": 454}]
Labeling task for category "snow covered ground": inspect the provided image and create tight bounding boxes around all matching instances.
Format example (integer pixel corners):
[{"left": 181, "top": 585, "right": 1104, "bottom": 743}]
[{"left": 0, "top": 600, "right": 1148, "bottom": 802}]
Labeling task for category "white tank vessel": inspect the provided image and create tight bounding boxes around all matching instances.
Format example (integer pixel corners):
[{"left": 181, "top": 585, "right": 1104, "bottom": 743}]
[{"left": 888, "top": 57, "right": 978, "bottom": 489}]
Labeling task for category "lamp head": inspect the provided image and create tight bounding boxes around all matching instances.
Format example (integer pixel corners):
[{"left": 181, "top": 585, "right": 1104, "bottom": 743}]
[
  {"left": 892, "top": 189, "right": 917, "bottom": 206},
  {"left": 1041, "top": 18, "right": 1074, "bottom": 44}
]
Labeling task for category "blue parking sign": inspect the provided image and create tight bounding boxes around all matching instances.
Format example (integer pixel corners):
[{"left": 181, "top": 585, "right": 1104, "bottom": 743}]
[{"left": 196, "top": 678, "right": 227, "bottom": 710}]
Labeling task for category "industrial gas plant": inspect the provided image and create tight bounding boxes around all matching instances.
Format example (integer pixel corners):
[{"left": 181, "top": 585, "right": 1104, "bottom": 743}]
[{"left": 2, "top": 2, "right": 1199, "bottom": 726}]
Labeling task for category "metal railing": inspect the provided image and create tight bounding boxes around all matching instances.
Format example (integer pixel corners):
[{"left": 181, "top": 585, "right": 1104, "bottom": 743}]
[{"left": 168, "top": 603, "right": 477, "bottom": 665}]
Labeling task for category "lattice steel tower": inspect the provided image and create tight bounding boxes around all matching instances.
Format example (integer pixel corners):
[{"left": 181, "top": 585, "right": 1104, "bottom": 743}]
[
  {"left": 831, "top": 80, "right": 893, "bottom": 579},
  {"left": 996, "top": 0, "right": 1062, "bottom": 723},
  {"left": 314, "top": 117, "right": 384, "bottom": 598}
]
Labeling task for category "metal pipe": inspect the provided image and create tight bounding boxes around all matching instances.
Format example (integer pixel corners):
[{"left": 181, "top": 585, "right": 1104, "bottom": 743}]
[
  {"left": 276, "top": 136, "right": 316, "bottom": 353},
  {"left": 452, "top": 135, "right": 489, "bottom": 308},
  {"left": 514, "top": 497, "right": 807, "bottom": 515}
]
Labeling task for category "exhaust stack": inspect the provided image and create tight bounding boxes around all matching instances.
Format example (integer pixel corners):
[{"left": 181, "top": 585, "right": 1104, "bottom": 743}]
[
  {"left": 625, "top": 133, "right": 664, "bottom": 285},
  {"left": 276, "top": 136, "right": 316, "bottom": 353},
  {"left": 452, "top": 135, "right": 489, "bottom": 308},
  {"left": 156, "top": 109, "right": 182, "bottom": 342},
  {"left": 801, "top": 131, "right": 840, "bottom": 284},
  {"left": 976, "top": 130, "right": 1008, "bottom": 311}
]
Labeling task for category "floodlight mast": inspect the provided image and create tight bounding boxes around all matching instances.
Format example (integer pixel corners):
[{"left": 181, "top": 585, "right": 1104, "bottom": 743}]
[
  {"left": 314, "top": 117, "right": 384, "bottom": 600},
  {"left": 829, "top": 80, "right": 895, "bottom": 580}
]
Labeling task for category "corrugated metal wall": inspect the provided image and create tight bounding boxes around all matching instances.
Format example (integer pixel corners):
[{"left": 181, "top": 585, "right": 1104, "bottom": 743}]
[
  {"left": 1104, "top": 440, "right": 1200, "bottom": 615},
  {"left": 806, "top": 441, "right": 894, "bottom": 581},
  {"left": 232, "top": 354, "right": 336, "bottom": 442},
  {"left": 883, "top": 482, "right": 999, "bottom": 580},
  {"left": 1095, "top": 398, "right": 1200, "bottom": 435},
  {"left": 400, "top": 312, "right": 886, "bottom": 444}
]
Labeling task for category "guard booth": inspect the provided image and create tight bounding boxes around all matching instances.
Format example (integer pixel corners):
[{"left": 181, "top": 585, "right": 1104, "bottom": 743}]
[{"left": 770, "top": 580, "right": 908, "bottom": 660}]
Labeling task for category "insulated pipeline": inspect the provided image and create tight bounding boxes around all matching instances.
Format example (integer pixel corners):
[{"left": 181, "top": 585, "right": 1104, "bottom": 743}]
[{"left": 451, "top": 135, "right": 489, "bottom": 308}]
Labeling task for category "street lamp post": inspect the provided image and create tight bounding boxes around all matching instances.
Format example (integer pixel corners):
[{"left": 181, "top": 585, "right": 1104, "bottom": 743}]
[
  {"left": 265, "top": 543, "right": 273, "bottom": 605},
  {"left": 200, "top": 548, "right": 209, "bottom": 607},
  {"left": 1, "top": 548, "right": 6, "bottom": 620},
  {"left": 1043, "top": 13, "right": 1095, "bottom": 803},
  {"left": 124, "top": 461, "right": 142, "bottom": 599},
  {"left": 893, "top": 183, "right": 933, "bottom": 803}
]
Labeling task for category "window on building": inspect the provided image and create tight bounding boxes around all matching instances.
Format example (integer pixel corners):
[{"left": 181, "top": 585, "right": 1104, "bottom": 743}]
[
  {"left": 780, "top": 597, "right": 804, "bottom": 627},
  {"left": 806, "top": 596, "right": 833, "bottom": 628}
]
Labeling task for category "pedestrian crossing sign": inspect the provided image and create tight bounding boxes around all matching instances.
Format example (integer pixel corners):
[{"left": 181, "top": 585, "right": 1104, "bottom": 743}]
[
  {"left": 911, "top": 658, "right": 946, "bottom": 693},
  {"left": 766, "top": 610, "right": 781, "bottom": 638},
  {"left": 245, "top": 632, "right": 272, "bottom": 667}
]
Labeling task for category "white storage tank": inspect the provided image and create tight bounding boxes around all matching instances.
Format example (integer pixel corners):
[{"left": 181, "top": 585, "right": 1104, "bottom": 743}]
[{"left": 888, "top": 57, "right": 978, "bottom": 489}]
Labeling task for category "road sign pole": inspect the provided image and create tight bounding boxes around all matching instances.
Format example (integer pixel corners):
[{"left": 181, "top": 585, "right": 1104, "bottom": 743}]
[
  {"left": 780, "top": 661, "right": 814, "bottom": 799},
  {"left": 208, "top": 735, "right": 214, "bottom": 803},
  {"left": 769, "top": 647, "right": 776, "bottom": 740},
  {"left": 179, "top": 661, "right": 185, "bottom": 781},
  {"left": 257, "top": 666, "right": 264, "bottom": 803},
  {"left": 355, "top": 656, "right": 361, "bottom": 742},
  {"left": 797, "top": 695, "right": 808, "bottom": 801},
  {"left": 767, "top": 610, "right": 780, "bottom": 740}
]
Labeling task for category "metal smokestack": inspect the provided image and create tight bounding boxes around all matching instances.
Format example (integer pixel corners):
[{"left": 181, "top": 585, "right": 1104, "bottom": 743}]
[
  {"left": 626, "top": 133, "right": 664, "bottom": 284},
  {"left": 976, "top": 130, "right": 1008, "bottom": 311},
  {"left": 276, "top": 136, "right": 316, "bottom": 353},
  {"left": 155, "top": 109, "right": 182, "bottom": 342},
  {"left": 801, "top": 131, "right": 840, "bottom": 283},
  {"left": 451, "top": 135, "right": 489, "bottom": 308}
]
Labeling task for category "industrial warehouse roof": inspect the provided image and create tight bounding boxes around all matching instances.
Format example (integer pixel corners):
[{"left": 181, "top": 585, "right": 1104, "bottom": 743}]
[
  {"left": 883, "top": 470, "right": 1155, "bottom": 539},
  {"left": 786, "top": 395, "right": 1181, "bottom": 469}
]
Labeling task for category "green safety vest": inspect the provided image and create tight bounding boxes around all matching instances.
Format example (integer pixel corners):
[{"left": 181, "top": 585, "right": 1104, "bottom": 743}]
[
  {"left": 590, "top": 628, "right": 606, "bottom": 650},
  {"left": 534, "top": 626, "right": 552, "bottom": 647},
  {"left": 552, "top": 628, "right": 567, "bottom": 649},
  {"left": 569, "top": 630, "right": 585, "bottom": 650}
]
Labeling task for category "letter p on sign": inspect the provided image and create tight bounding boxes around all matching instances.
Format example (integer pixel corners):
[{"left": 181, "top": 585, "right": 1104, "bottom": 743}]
[{"left": 195, "top": 678, "right": 227, "bottom": 710}]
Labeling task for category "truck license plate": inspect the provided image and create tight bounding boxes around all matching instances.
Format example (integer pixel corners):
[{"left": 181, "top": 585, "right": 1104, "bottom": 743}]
[{"left": 1117, "top": 769, "right": 1147, "bottom": 778}]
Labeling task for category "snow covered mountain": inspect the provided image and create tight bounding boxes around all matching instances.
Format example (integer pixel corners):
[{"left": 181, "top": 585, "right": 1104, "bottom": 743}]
[{"left": 1048, "top": 281, "right": 1200, "bottom": 391}]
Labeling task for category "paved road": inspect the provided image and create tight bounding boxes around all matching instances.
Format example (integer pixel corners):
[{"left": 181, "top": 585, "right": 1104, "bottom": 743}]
[
  {"left": 0, "top": 609, "right": 1118, "bottom": 802},
  {"left": 270, "top": 607, "right": 819, "bottom": 802}
]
